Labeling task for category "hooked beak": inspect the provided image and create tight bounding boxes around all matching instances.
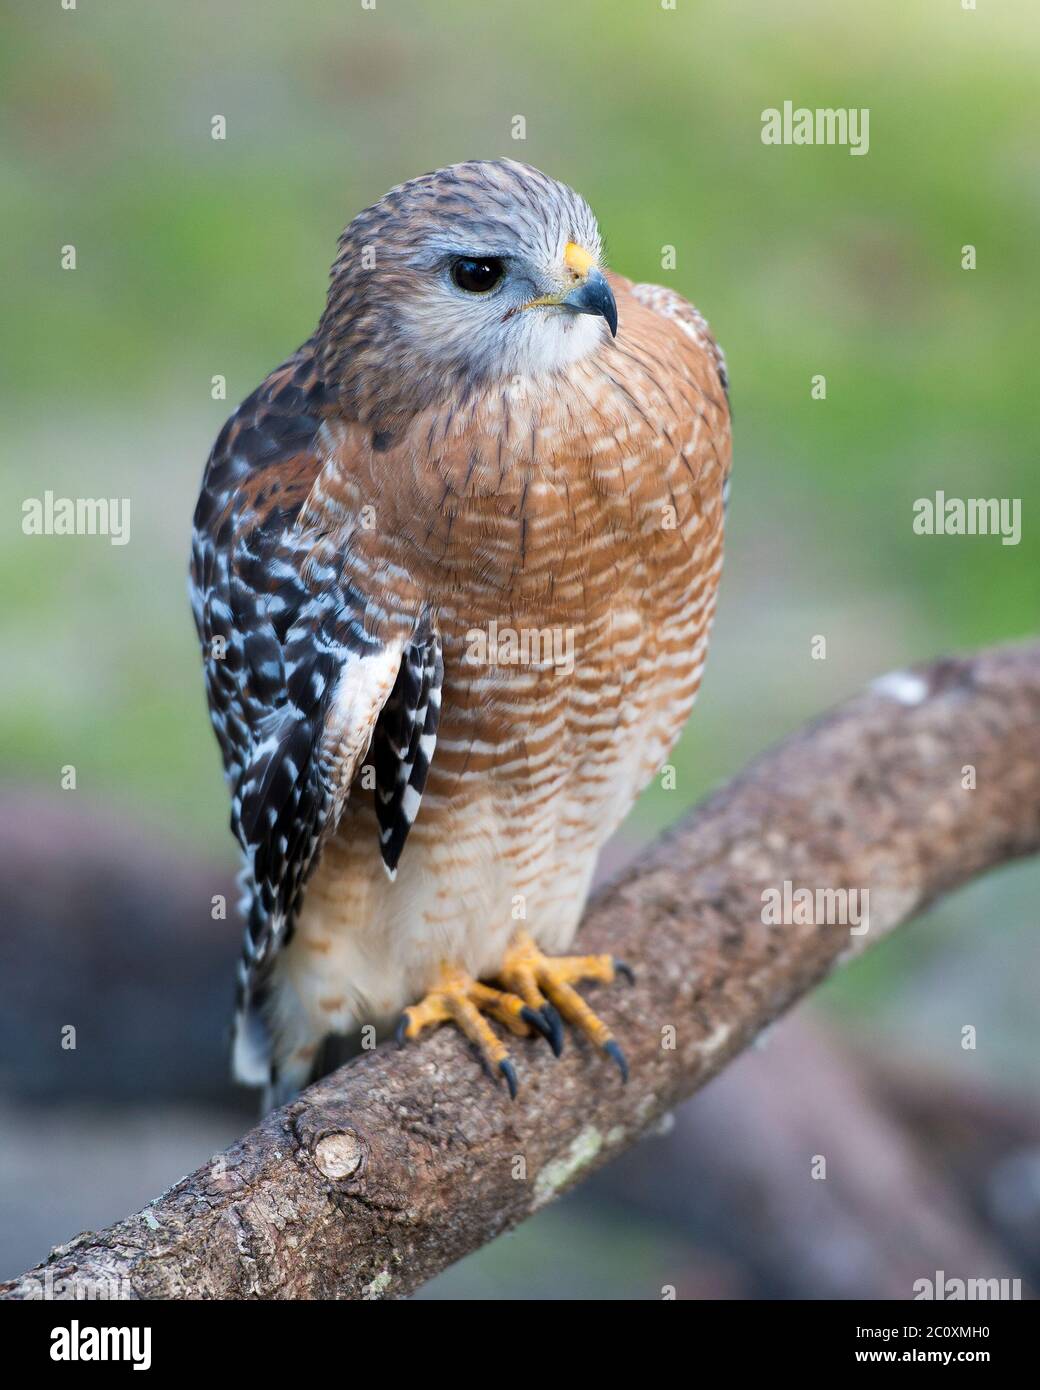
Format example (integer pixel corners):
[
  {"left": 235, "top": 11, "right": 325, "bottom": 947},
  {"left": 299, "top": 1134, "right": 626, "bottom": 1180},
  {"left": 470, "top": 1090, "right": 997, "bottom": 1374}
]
[
  {"left": 518, "top": 241, "right": 618, "bottom": 338},
  {"left": 560, "top": 266, "right": 618, "bottom": 338}
]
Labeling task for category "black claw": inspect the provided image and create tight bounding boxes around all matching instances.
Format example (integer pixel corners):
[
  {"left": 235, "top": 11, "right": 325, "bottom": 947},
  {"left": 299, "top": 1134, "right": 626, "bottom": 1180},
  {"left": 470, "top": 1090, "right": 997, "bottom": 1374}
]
[
  {"left": 499, "top": 1057, "right": 519, "bottom": 1100},
  {"left": 540, "top": 1003, "right": 565, "bottom": 1057},
  {"left": 603, "top": 1039, "right": 629, "bottom": 1083},
  {"left": 614, "top": 960, "right": 636, "bottom": 985},
  {"left": 394, "top": 1014, "right": 409, "bottom": 1048},
  {"left": 521, "top": 1005, "right": 555, "bottom": 1046}
]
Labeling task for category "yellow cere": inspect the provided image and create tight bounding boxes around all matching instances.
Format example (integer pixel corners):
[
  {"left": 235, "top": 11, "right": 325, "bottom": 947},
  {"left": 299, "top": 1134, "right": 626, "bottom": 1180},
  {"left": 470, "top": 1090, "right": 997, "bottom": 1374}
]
[{"left": 563, "top": 241, "right": 595, "bottom": 277}]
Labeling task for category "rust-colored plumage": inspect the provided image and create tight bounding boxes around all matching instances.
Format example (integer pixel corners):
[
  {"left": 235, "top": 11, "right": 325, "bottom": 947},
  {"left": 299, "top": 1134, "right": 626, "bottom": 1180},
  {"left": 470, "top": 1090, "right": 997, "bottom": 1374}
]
[{"left": 191, "top": 160, "right": 731, "bottom": 1105}]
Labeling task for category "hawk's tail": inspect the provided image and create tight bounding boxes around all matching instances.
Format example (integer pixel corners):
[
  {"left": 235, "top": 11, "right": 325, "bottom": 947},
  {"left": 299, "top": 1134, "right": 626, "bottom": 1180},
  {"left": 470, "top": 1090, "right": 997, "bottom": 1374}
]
[
  {"left": 231, "top": 899, "right": 352, "bottom": 1112},
  {"left": 231, "top": 874, "right": 361, "bottom": 1111}
]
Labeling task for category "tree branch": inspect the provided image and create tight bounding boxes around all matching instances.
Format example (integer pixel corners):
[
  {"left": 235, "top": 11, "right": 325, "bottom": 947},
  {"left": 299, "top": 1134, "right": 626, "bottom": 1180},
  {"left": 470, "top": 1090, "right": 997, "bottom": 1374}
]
[{"left": 4, "top": 640, "right": 1039, "bottom": 1301}]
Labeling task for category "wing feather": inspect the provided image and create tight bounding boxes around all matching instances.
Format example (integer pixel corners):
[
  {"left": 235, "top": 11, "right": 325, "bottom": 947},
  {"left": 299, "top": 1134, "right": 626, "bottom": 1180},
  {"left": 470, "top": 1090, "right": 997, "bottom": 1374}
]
[{"left": 190, "top": 338, "right": 441, "bottom": 1086}]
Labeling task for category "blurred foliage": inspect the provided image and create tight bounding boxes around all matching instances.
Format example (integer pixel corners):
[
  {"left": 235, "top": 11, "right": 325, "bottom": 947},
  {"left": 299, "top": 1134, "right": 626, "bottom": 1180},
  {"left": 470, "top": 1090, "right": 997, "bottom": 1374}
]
[{"left": 1, "top": 1, "right": 1037, "bottom": 1004}]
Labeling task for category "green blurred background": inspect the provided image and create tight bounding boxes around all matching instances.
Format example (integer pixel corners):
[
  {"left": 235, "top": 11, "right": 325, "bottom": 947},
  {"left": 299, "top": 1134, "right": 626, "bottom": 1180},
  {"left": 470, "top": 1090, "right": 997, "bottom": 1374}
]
[{"left": 1, "top": 0, "right": 1037, "bottom": 1297}]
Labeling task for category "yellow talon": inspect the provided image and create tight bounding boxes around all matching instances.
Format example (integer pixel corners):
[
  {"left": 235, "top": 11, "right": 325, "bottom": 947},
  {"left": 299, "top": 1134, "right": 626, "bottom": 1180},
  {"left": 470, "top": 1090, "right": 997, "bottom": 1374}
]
[
  {"left": 494, "top": 930, "right": 631, "bottom": 1078},
  {"left": 395, "top": 964, "right": 537, "bottom": 1097},
  {"left": 395, "top": 935, "right": 632, "bottom": 1093}
]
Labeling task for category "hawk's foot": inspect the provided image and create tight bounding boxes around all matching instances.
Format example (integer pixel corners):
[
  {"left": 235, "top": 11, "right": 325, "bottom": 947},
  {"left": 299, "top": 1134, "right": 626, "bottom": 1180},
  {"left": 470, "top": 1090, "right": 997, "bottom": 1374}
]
[
  {"left": 395, "top": 964, "right": 554, "bottom": 1099},
  {"left": 494, "top": 930, "right": 633, "bottom": 1080}
]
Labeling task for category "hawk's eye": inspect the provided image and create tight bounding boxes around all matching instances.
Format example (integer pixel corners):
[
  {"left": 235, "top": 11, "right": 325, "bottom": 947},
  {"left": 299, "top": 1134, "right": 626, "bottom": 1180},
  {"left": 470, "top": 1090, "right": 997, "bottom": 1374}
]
[{"left": 451, "top": 257, "right": 504, "bottom": 294}]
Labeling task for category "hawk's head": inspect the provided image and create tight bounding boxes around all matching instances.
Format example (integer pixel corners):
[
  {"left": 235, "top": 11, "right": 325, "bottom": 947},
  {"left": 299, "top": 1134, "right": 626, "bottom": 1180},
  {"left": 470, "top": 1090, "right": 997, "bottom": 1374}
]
[{"left": 319, "top": 160, "right": 617, "bottom": 427}]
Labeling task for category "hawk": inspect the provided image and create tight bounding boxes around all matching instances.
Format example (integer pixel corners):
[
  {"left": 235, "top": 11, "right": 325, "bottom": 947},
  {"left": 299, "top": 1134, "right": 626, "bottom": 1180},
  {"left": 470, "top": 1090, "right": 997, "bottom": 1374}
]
[{"left": 190, "top": 160, "right": 731, "bottom": 1108}]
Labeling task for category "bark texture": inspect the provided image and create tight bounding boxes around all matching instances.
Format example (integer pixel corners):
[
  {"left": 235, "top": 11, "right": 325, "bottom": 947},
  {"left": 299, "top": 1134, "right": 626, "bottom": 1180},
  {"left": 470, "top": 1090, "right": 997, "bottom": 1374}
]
[{"left": 4, "top": 640, "right": 1039, "bottom": 1301}]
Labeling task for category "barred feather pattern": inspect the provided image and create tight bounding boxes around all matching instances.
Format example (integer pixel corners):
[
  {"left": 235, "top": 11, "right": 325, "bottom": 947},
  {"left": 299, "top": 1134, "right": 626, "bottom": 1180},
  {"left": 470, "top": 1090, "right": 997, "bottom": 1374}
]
[
  {"left": 189, "top": 341, "right": 440, "bottom": 1087},
  {"left": 372, "top": 634, "right": 443, "bottom": 876},
  {"left": 190, "top": 161, "right": 732, "bottom": 1102}
]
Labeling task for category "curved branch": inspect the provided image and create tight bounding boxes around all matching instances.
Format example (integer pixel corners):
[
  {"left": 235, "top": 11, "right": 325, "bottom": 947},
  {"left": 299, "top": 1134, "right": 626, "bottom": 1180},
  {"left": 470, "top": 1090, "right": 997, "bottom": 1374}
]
[{"left": 4, "top": 640, "right": 1039, "bottom": 1301}]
